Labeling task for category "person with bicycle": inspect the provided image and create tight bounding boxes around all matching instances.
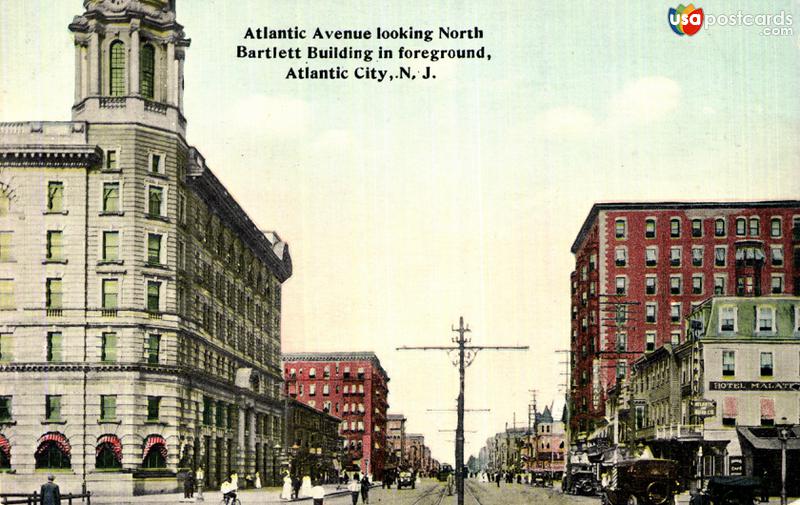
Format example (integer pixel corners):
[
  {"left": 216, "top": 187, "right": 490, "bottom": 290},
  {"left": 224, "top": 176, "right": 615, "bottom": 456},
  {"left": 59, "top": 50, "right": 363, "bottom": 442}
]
[{"left": 220, "top": 475, "right": 238, "bottom": 505}]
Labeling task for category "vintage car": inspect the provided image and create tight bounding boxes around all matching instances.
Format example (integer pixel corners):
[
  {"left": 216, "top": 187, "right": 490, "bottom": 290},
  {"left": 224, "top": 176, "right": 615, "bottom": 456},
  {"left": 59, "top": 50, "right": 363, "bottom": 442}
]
[
  {"left": 565, "top": 464, "right": 600, "bottom": 495},
  {"left": 601, "top": 459, "right": 679, "bottom": 505},
  {"left": 397, "top": 470, "right": 416, "bottom": 490},
  {"left": 701, "top": 476, "right": 762, "bottom": 505}
]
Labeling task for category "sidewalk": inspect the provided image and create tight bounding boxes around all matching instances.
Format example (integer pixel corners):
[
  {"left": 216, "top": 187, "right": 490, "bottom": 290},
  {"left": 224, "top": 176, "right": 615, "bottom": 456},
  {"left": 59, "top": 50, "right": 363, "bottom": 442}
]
[{"left": 93, "top": 484, "right": 362, "bottom": 505}]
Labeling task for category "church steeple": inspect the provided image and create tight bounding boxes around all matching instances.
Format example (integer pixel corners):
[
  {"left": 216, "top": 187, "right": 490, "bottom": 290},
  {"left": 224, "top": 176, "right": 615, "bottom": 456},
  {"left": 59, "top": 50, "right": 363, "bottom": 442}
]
[{"left": 69, "top": 0, "right": 190, "bottom": 135}]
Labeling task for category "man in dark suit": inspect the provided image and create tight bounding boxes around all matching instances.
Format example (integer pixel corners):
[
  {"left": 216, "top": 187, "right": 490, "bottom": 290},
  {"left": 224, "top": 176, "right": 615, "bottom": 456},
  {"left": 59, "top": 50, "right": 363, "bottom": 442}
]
[{"left": 40, "top": 475, "right": 61, "bottom": 505}]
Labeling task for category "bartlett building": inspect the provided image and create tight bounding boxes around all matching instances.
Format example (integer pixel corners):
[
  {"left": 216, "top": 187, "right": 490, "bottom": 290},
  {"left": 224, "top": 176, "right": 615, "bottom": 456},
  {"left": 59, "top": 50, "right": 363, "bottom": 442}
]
[
  {"left": 282, "top": 352, "right": 389, "bottom": 479},
  {"left": 570, "top": 201, "right": 800, "bottom": 439},
  {"left": 0, "top": 0, "right": 291, "bottom": 495}
]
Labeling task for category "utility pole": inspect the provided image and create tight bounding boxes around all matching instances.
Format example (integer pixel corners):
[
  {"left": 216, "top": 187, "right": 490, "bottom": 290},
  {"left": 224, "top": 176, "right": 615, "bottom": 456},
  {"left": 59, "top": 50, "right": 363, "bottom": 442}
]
[{"left": 398, "top": 316, "right": 528, "bottom": 505}]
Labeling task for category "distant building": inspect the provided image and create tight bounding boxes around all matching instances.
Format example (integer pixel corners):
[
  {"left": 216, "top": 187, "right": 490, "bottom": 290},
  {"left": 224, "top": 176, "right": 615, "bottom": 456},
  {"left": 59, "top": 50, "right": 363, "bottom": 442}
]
[
  {"left": 282, "top": 352, "right": 389, "bottom": 478},
  {"left": 404, "top": 433, "right": 425, "bottom": 472},
  {"left": 285, "top": 399, "right": 343, "bottom": 483},
  {"left": 387, "top": 413, "right": 406, "bottom": 469},
  {"left": 571, "top": 201, "right": 800, "bottom": 438}
]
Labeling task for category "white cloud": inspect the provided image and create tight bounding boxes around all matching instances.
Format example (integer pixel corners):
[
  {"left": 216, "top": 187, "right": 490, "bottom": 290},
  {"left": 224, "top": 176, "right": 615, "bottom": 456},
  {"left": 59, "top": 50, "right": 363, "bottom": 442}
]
[
  {"left": 533, "top": 105, "right": 596, "bottom": 137},
  {"left": 531, "top": 76, "right": 682, "bottom": 139},
  {"left": 607, "top": 76, "right": 681, "bottom": 125}
]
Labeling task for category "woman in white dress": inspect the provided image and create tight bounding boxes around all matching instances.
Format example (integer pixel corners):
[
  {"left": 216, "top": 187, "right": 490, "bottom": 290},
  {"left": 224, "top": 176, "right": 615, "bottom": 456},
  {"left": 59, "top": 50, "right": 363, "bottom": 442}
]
[
  {"left": 300, "top": 475, "right": 312, "bottom": 498},
  {"left": 280, "top": 474, "right": 293, "bottom": 500}
]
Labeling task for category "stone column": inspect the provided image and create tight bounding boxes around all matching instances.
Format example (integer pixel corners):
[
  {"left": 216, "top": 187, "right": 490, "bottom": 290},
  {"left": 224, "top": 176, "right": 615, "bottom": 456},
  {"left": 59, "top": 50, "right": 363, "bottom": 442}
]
[
  {"left": 248, "top": 409, "right": 257, "bottom": 476},
  {"left": 166, "top": 40, "right": 176, "bottom": 105},
  {"left": 176, "top": 49, "right": 186, "bottom": 112},
  {"left": 129, "top": 24, "right": 140, "bottom": 95},
  {"left": 88, "top": 29, "right": 101, "bottom": 95},
  {"left": 238, "top": 407, "right": 246, "bottom": 475},
  {"left": 73, "top": 40, "right": 83, "bottom": 102}
]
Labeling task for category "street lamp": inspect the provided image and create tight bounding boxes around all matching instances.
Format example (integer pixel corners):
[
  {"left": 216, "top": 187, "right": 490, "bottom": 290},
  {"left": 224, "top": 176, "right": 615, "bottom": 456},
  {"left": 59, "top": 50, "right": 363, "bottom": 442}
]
[
  {"left": 778, "top": 423, "right": 790, "bottom": 505},
  {"left": 273, "top": 443, "right": 282, "bottom": 486}
]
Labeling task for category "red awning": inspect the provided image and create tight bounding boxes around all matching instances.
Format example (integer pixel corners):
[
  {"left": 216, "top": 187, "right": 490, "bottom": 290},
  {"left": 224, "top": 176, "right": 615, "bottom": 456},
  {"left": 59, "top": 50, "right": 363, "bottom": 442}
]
[
  {"left": 0, "top": 435, "right": 9, "bottom": 459},
  {"left": 97, "top": 435, "right": 123, "bottom": 462},
  {"left": 36, "top": 432, "right": 71, "bottom": 456},
  {"left": 143, "top": 435, "right": 167, "bottom": 459}
]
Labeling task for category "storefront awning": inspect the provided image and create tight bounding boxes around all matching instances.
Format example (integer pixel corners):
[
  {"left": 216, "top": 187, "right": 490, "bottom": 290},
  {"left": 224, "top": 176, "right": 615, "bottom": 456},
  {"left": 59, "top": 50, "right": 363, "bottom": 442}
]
[
  {"left": 0, "top": 435, "right": 9, "bottom": 459},
  {"left": 97, "top": 434, "right": 123, "bottom": 462},
  {"left": 738, "top": 427, "right": 800, "bottom": 451},
  {"left": 37, "top": 432, "right": 71, "bottom": 456},
  {"left": 143, "top": 434, "right": 168, "bottom": 458}
]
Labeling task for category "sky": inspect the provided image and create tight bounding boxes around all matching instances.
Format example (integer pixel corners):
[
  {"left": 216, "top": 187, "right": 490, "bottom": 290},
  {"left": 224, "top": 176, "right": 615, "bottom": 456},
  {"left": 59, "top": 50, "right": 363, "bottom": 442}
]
[{"left": 1, "top": 0, "right": 799, "bottom": 466}]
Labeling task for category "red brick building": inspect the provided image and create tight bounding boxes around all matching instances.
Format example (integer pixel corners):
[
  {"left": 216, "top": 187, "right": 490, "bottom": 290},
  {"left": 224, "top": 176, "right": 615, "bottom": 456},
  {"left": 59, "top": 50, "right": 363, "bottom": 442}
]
[
  {"left": 282, "top": 352, "right": 390, "bottom": 478},
  {"left": 570, "top": 201, "right": 800, "bottom": 438}
]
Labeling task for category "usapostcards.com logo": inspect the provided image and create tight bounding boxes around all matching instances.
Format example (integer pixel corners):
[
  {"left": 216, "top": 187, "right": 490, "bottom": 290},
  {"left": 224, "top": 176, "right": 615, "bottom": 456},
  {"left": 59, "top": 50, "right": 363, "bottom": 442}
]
[{"left": 668, "top": 4, "right": 704, "bottom": 36}]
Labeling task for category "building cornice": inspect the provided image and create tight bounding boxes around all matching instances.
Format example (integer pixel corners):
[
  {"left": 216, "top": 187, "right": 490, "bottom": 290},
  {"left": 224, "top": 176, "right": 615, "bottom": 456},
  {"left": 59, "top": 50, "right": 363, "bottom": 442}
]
[
  {"left": 282, "top": 351, "right": 390, "bottom": 381},
  {"left": 186, "top": 148, "right": 292, "bottom": 283},
  {"left": 571, "top": 200, "right": 800, "bottom": 254}
]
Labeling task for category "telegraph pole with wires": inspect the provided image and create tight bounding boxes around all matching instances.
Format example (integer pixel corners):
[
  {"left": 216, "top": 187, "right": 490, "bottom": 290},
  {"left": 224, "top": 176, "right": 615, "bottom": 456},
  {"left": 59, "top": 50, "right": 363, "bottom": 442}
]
[{"left": 397, "top": 316, "right": 528, "bottom": 505}]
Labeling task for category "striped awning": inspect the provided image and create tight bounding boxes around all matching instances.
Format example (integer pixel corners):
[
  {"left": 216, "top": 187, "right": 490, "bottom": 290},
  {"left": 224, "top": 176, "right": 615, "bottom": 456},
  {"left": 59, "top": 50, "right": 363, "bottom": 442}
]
[
  {"left": 0, "top": 435, "right": 9, "bottom": 459},
  {"left": 36, "top": 432, "right": 71, "bottom": 456},
  {"left": 97, "top": 434, "right": 123, "bottom": 462},
  {"left": 143, "top": 435, "right": 167, "bottom": 459}
]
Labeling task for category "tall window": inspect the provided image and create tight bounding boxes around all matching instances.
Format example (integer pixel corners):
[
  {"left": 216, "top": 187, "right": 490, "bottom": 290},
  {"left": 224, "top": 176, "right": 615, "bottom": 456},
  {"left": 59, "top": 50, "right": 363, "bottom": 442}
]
[
  {"left": 46, "top": 332, "right": 63, "bottom": 362},
  {"left": 692, "top": 247, "right": 703, "bottom": 267},
  {"left": 715, "top": 247, "right": 727, "bottom": 267},
  {"left": 102, "top": 183, "right": 120, "bottom": 213},
  {"left": 46, "top": 231, "right": 64, "bottom": 262},
  {"left": 101, "top": 332, "right": 117, "bottom": 362},
  {"left": 0, "top": 279, "right": 13, "bottom": 309},
  {"left": 770, "top": 218, "right": 782, "bottom": 237},
  {"left": 100, "top": 395, "right": 117, "bottom": 421},
  {"left": 670, "top": 218, "right": 681, "bottom": 237},
  {"left": 46, "top": 278, "right": 63, "bottom": 309},
  {"left": 105, "top": 149, "right": 118, "bottom": 170},
  {"left": 670, "top": 247, "right": 681, "bottom": 267},
  {"left": 148, "top": 186, "right": 163, "bottom": 217},
  {"left": 771, "top": 246, "right": 783, "bottom": 267},
  {"left": 760, "top": 398, "right": 775, "bottom": 426},
  {"left": 714, "top": 218, "right": 726, "bottom": 237},
  {"left": 720, "top": 307, "right": 736, "bottom": 332},
  {"left": 615, "top": 247, "right": 627, "bottom": 267},
  {"left": 692, "top": 275, "right": 703, "bottom": 294},
  {"left": 47, "top": 182, "right": 64, "bottom": 213},
  {"left": 645, "top": 276, "right": 656, "bottom": 295},
  {"left": 140, "top": 44, "right": 155, "bottom": 99},
  {"left": 691, "top": 219, "right": 703, "bottom": 237},
  {"left": 102, "top": 279, "right": 118, "bottom": 309},
  {"left": 645, "top": 247, "right": 657, "bottom": 267},
  {"left": 645, "top": 332, "right": 656, "bottom": 352},
  {"left": 714, "top": 276, "right": 726, "bottom": 295},
  {"left": 615, "top": 219, "right": 626, "bottom": 239},
  {"left": 722, "top": 350, "right": 735, "bottom": 376},
  {"left": 0, "top": 397, "right": 10, "bottom": 422},
  {"left": 109, "top": 41, "right": 126, "bottom": 96},
  {"left": 45, "top": 395, "right": 62, "bottom": 421},
  {"left": 749, "top": 217, "right": 760, "bottom": 237},
  {"left": 147, "top": 281, "right": 161, "bottom": 312},
  {"left": 615, "top": 276, "right": 627, "bottom": 295},
  {"left": 103, "top": 231, "right": 119, "bottom": 262},
  {"left": 147, "top": 234, "right": 162, "bottom": 265},
  {"left": 616, "top": 332, "right": 627, "bottom": 351},
  {"left": 722, "top": 397, "right": 737, "bottom": 426},
  {"left": 670, "top": 276, "right": 682, "bottom": 295},
  {"left": 735, "top": 218, "right": 746, "bottom": 236},
  {"left": 670, "top": 303, "right": 681, "bottom": 323},
  {"left": 645, "top": 219, "right": 656, "bottom": 238},
  {"left": 147, "top": 334, "right": 161, "bottom": 364},
  {"left": 760, "top": 352, "right": 774, "bottom": 376},
  {"left": 0, "top": 232, "right": 11, "bottom": 262},
  {"left": 147, "top": 396, "right": 160, "bottom": 421},
  {"left": 645, "top": 303, "right": 656, "bottom": 323},
  {"left": 757, "top": 306, "right": 775, "bottom": 332}
]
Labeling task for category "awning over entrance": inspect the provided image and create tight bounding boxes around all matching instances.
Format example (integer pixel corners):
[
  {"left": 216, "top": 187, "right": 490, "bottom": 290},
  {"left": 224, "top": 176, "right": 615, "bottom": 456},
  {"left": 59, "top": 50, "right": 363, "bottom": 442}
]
[
  {"left": 143, "top": 434, "right": 168, "bottom": 458},
  {"left": 37, "top": 432, "right": 71, "bottom": 456},
  {"left": 97, "top": 434, "right": 123, "bottom": 461},
  {"left": 738, "top": 426, "right": 800, "bottom": 450}
]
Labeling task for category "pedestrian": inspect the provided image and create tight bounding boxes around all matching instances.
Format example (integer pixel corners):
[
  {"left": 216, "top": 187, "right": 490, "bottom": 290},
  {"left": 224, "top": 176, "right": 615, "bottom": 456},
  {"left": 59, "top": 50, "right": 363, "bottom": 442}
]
[
  {"left": 311, "top": 480, "right": 325, "bottom": 505},
  {"left": 184, "top": 469, "right": 196, "bottom": 499},
  {"left": 347, "top": 476, "right": 360, "bottom": 505},
  {"left": 196, "top": 467, "right": 205, "bottom": 501},
  {"left": 495, "top": 472, "right": 501, "bottom": 487},
  {"left": 40, "top": 475, "right": 61, "bottom": 505},
  {"left": 760, "top": 469, "right": 769, "bottom": 503},
  {"left": 291, "top": 475, "right": 301, "bottom": 500},
  {"left": 280, "top": 472, "right": 292, "bottom": 500},
  {"left": 360, "top": 473, "right": 371, "bottom": 504},
  {"left": 254, "top": 471, "right": 261, "bottom": 489}
]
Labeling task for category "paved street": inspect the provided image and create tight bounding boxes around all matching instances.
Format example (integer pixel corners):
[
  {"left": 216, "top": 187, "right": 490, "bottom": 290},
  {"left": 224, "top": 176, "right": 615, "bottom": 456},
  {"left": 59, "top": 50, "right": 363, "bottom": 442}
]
[{"left": 94, "top": 480, "right": 600, "bottom": 505}]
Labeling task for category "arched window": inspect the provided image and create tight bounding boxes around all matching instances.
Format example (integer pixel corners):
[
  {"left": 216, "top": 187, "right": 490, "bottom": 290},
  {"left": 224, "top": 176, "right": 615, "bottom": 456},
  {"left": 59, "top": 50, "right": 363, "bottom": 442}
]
[
  {"left": 96, "top": 435, "right": 122, "bottom": 470},
  {"left": 142, "top": 435, "right": 167, "bottom": 469},
  {"left": 140, "top": 44, "right": 156, "bottom": 99},
  {"left": 35, "top": 433, "right": 71, "bottom": 469},
  {"left": 109, "top": 41, "right": 126, "bottom": 96},
  {"left": 0, "top": 435, "right": 10, "bottom": 469}
]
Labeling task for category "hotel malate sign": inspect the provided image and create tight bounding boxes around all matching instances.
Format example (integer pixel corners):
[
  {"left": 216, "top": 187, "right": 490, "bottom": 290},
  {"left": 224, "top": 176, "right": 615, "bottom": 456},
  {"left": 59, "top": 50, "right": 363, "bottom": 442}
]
[{"left": 709, "top": 382, "right": 800, "bottom": 391}]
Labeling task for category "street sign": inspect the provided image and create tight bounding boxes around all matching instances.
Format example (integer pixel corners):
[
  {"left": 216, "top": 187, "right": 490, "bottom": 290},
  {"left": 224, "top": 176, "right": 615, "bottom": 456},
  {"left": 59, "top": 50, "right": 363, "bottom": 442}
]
[{"left": 691, "top": 399, "right": 716, "bottom": 418}]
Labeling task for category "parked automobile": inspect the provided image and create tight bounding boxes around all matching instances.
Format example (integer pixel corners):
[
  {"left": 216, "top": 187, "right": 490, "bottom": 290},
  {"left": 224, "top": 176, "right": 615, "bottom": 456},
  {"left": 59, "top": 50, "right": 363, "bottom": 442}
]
[
  {"left": 601, "top": 459, "right": 679, "bottom": 505},
  {"left": 565, "top": 464, "right": 600, "bottom": 495},
  {"left": 397, "top": 471, "right": 415, "bottom": 490},
  {"left": 700, "top": 476, "right": 762, "bottom": 505}
]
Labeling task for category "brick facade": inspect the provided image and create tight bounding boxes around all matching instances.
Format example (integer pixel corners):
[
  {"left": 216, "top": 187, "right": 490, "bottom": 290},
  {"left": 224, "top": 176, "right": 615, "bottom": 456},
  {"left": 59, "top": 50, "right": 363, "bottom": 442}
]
[
  {"left": 282, "top": 352, "right": 389, "bottom": 478},
  {"left": 570, "top": 202, "right": 800, "bottom": 438}
]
